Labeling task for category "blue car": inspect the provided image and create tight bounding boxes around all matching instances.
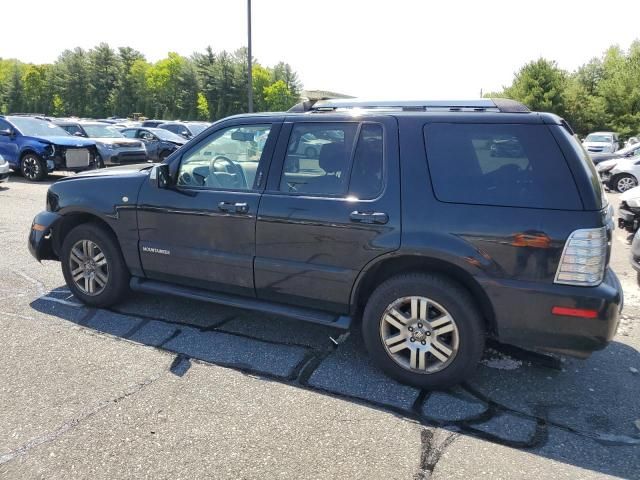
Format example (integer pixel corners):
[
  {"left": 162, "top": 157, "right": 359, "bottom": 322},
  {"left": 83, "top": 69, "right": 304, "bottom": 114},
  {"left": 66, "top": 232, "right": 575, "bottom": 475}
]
[{"left": 0, "top": 115, "right": 99, "bottom": 181}]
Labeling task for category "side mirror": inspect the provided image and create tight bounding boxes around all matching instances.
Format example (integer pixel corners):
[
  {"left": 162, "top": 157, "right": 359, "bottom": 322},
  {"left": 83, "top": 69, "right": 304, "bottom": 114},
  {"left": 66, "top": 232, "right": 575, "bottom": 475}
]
[
  {"left": 151, "top": 163, "right": 172, "bottom": 188},
  {"left": 0, "top": 128, "right": 12, "bottom": 137},
  {"left": 73, "top": 132, "right": 85, "bottom": 137}
]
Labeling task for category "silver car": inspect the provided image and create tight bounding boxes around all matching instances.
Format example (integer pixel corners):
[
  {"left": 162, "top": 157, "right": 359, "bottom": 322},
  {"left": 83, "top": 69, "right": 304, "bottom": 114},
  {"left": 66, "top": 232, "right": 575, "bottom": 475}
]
[
  {"left": 54, "top": 121, "right": 148, "bottom": 167},
  {"left": 582, "top": 131, "right": 620, "bottom": 153},
  {"left": 0, "top": 154, "right": 10, "bottom": 183}
]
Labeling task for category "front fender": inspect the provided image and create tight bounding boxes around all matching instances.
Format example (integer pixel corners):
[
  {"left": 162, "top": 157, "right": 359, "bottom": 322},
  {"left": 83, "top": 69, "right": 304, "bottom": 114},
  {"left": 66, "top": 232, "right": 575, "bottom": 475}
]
[{"left": 28, "top": 211, "right": 62, "bottom": 261}]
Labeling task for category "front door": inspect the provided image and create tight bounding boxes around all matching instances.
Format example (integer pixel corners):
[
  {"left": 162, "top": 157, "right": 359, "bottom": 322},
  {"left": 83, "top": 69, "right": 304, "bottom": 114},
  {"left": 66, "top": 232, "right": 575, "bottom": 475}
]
[
  {"left": 0, "top": 118, "right": 20, "bottom": 166},
  {"left": 137, "top": 120, "right": 280, "bottom": 297},
  {"left": 255, "top": 117, "right": 401, "bottom": 313}
]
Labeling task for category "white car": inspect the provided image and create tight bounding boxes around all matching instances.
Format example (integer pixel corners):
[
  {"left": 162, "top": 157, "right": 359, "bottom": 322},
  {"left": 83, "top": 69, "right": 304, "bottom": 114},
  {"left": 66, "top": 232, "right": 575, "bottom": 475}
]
[
  {"left": 583, "top": 131, "right": 620, "bottom": 154},
  {"left": 598, "top": 157, "right": 640, "bottom": 192},
  {"left": 0, "top": 154, "right": 10, "bottom": 183}
]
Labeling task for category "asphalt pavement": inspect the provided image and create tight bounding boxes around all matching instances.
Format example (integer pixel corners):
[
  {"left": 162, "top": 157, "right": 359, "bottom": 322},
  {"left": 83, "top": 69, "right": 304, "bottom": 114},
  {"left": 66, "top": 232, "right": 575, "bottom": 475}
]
[{"left": 0, "top": 174, "right": 638, "bottom": 479}]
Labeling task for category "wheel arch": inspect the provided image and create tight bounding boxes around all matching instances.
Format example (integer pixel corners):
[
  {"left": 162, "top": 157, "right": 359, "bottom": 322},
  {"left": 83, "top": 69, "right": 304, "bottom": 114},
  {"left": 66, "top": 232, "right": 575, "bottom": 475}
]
[
  {"left": 351, "top": 254, "right": 498, "bottom": 336},
  {"left": 52, "top": 211, "right": 118, "bottom": 258}
]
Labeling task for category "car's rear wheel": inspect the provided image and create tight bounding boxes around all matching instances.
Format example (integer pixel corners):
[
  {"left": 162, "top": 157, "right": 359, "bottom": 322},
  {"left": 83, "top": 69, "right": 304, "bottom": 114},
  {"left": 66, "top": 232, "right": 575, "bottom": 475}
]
[
  {"left": 614, "top": 174, "right": 637, "bottom": 192},
  {"left": 61, "top": 223, "right": 130, "bottom": 307},
  {"left": 21, "top": 153, "right": 47, "bottom": 182},
  {"left": 362, "top": 273, "right": 485, "bottom": 388}
]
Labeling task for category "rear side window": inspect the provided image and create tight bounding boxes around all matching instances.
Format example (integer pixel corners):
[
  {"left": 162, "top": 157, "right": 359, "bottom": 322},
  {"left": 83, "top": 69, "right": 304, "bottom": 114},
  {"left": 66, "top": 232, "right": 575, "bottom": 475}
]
[{"left": 424, "top": 124, "right": 582, "bottom": 210}]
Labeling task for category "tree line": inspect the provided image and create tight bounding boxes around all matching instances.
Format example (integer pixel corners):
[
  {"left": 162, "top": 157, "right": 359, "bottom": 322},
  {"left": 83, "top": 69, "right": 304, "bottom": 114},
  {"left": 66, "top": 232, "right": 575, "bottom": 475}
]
[
  {"left": 0, "top": 43, "right": 301, "bottom": 121},
  {"left": 487, "top": 40, "right": 640, "bottom": 138}
]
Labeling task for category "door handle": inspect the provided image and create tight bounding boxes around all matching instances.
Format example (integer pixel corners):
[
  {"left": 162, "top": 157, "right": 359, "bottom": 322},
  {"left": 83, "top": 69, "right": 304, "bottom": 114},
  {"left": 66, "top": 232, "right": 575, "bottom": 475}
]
[
  {"left": 350, "top": 211, "right": 389, "bottom": 224},
  {"left": 218, "top": 201, "right": 249, "bottom": 214}
]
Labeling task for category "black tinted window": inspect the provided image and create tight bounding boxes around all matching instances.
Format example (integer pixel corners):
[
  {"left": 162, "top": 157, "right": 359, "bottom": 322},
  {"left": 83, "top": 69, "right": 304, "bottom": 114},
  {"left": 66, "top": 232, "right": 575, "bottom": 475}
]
[
  {"left": 348, "top": 124, "right": 383, "bottom": 199},
  {"left": 424, "top": 124, "right": 582, "bottom": 210}
]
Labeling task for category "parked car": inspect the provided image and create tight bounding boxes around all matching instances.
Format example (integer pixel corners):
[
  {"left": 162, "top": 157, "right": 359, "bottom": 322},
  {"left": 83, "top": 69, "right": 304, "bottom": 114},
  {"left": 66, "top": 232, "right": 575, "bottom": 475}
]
[
  {"left": 617, "top": 186, "right": 640, "bottom": 232},
  {"left": 598, "top": 156, "right": 640, "bottom": 192},
  {"left": 158, "top": 121, "right": 210, "bottom": 140},
  {"left": 141, "top": 120, "right": 166, "bottom": 128},
  {"left": 590, "top": 141, "right": 640, "bottom": 165},
  {"left": 121, "top": 127, "right": 186, "bottom": 162},
  {"left": 53, "top": 120, "right": 148, "bottom": 167},
  {"left": 582, "top": 131, "right": 620, "bottom": 153},
  {"left": 28, "top": 98, "right": 622, "bottom": 388},
  {"left": 631, "top": 229, "right": 640, "bottom": 279},
  {"left": 0, "top": 115, "right": 98, "bottom": 181},
  {"left": 0, "top": 153, "right": 10, "bottom": 183}
]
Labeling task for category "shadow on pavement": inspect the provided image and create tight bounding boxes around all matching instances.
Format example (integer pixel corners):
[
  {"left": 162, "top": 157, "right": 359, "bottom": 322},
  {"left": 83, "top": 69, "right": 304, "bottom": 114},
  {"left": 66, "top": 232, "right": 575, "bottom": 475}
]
[{"left": 30, "top": 287, "right": 640, "bottom": 478}]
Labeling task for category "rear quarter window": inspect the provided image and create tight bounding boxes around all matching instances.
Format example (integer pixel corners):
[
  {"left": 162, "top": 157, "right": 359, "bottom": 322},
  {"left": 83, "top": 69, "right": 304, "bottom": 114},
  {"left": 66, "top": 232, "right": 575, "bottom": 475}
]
[{"left": 424, "top": 123, "right": 582, "bottom": 210}]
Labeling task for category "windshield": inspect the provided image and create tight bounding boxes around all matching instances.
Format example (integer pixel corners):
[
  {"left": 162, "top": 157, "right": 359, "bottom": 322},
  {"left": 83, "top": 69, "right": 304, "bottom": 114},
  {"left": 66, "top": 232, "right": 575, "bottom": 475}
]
[
  {"left": 8, "top": 117, "right": 70, "bottom": 137},
  {"left": 188, "top": 123, "right": 208, "bottom": 135},
  {"left": 82, "top": 124, "right": 124, "bottom": 138},
  {"left": 585, "top": 134, "right": 613, "bottom": 143},
  {"left": 150, "top": 128, "right": 186, "bottom": 142}
]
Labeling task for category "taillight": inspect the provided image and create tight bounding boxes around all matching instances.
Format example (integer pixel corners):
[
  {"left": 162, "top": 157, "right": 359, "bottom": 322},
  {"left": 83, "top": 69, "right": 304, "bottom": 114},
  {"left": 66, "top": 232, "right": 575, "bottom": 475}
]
[{"left": 554, "top": 227, "right": 607, "bottom": 286}]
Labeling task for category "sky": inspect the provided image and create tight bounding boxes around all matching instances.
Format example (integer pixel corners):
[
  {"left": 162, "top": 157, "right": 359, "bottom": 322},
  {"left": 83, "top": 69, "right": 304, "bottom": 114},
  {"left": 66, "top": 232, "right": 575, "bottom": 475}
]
[{"left": 2, "top": 0, "right": 640, "bottom": 99}]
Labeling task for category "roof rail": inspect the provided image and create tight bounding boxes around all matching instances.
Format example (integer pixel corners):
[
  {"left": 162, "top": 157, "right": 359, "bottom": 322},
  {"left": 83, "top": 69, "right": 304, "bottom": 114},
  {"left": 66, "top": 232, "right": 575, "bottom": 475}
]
[{"left": 289, "top": 98, "right": 530, "bottom": 114}]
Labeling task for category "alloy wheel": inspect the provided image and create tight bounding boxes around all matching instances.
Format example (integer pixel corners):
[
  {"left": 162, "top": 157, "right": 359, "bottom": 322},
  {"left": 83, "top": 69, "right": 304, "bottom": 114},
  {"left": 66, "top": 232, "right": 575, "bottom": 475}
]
[
  {"left": 22, "top": 156, "right": 40, "bottom": 180},
  {"left": 68, "top": 239, "right": 109, "bottom": 296},
  {"left": 379, "top": 296, "right": 460, "bottom": 373},
  {"left": 617, "top": 176, "right": 637, "bottom": 192}
]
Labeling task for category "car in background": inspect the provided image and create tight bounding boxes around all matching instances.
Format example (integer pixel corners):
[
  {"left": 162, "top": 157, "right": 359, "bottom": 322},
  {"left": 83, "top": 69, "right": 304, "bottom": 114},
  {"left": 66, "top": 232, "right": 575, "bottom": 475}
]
[
  {"left": 141, "top": 120, "right": 166, "bottom": 128},
  {"left": 158, "top": 121, "right": 210, "bottom": 140},
  {"left": 0, "top": 115, "right": 98, "bottom": 181},
  {"left": 54, "top": 120, "right": 148, "bottom": 167},
  {"left": 121, "top": 127, "right": 186, "bottom": 162},
  {"left": 0, "top": 154, "right": 10, "bottom": 183},
  {"left": 591, "top": 141, "right": 640, "bottom": 166},
  {"left": 582, "top": 132, "right": 620, "bottom": 153},
  {"left": 598, "top": 156, "right": 640, "bottom": 192}
]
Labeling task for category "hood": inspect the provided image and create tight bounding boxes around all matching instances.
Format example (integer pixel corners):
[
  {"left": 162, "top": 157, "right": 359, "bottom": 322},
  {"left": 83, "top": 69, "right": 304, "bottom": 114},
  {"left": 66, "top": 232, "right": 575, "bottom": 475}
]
[
  {"left": 590, "top": 152, "right": 622, "bottom": 163},
  {"left": 30, "top": 136, "right": 96, "bottom": 148},
  {"left": 621, "top": 185, "right": 640, "bottom": 202},
  {"left": 90, "top": 137, "right": 141, "bottom": 146},
  {"left": 75, "top": 163, "right": 152, "bottom": 178}
]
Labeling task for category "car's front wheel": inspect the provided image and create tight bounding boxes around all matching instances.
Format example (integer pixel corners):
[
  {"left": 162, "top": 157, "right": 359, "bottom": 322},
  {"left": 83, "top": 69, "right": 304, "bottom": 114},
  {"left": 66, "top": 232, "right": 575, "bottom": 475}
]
[
  {"left": 614, "top": 173, "right": 638, "bottom": 193},
  {"left": 61, "top": 223, "right": 130, "bottom": 307},
  {"left": 362, "top": 273, "right": 485, "bottom": 388},
  {"left": 21, "top": 153, "right": 47, "bottom": 182}
]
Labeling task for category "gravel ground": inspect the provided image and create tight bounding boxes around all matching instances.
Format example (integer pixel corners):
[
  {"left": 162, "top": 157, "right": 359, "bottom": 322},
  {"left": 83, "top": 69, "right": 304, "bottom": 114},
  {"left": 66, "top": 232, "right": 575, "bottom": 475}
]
[{"left": 0, "top": 173, "right": 638, "bottom": 479}]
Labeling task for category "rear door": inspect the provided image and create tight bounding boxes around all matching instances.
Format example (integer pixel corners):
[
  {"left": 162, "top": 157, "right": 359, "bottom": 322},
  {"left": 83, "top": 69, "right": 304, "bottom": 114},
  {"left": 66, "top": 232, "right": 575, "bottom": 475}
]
[{"left": 255, "top": 116, "right": 401, "bottom": 313}]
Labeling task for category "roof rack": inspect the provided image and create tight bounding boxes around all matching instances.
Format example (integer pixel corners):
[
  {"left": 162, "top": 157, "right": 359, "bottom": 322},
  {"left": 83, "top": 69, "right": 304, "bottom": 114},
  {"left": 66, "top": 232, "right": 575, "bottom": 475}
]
[{"left": 287, "top": 98, "right": 530, "bottom": 114}]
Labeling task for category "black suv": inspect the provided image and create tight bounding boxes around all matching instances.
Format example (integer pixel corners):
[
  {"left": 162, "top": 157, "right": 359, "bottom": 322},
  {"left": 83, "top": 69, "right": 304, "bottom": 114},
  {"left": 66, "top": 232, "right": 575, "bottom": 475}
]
[{"left": 28, "top": 99, "right": 622, "bottom": 388}]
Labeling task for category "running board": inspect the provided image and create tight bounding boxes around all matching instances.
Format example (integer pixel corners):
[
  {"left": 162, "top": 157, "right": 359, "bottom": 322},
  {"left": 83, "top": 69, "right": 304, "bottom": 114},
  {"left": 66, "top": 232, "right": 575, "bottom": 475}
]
[{"left": 130, "top": 277, "right": 352, "bottom": 329}]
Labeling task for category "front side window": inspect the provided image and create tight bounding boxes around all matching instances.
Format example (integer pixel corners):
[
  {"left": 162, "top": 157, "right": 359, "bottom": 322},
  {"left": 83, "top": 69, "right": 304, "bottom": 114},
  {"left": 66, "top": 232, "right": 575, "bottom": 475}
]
[
  {"left": 122, "top": 129, "right": 137, "bottom": 139},
  {"left": 177, "top": 124, "right": 271, "bottom": 190},
  {"left": 280, "top": 123, "right": 358, "bottom": 195},
  {"left": 424, "top": 123, "right": 582, "bottom": 210}
]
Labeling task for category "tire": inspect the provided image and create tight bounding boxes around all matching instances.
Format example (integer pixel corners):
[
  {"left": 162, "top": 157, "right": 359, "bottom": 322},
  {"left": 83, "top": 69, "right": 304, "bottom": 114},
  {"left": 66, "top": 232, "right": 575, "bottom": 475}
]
[
  {"left": 60, "top": 223, "right": 130, "bottom": 308},
  {"left": 21, "top": 153, "right": 47, "bottom": 182},
  {"left": 305, "top": 146, "right": 316, "bottom": 158},
  {"left": 362, "top": 273, "right": 485, "bottom": 389},
  {"left": 613, "top": 173, "right": 637, "bottom": 193}
]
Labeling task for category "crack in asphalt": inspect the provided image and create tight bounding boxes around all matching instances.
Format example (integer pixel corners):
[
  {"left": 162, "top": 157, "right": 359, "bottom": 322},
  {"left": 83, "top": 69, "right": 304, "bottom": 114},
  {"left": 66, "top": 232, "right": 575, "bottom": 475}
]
[
  {"left": 0, "top": 373, "right": 164, "bottom": 466},
  {"left": 414, "top": 428, "right": 458, "bottom": 480}
]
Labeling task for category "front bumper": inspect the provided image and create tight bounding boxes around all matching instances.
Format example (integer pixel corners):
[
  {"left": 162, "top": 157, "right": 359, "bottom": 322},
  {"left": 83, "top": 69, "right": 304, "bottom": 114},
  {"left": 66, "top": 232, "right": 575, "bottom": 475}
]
[
  {"left": 479, "top": 268, "right": 623, "bottom": 357},
  {"left": 100, "top": 148, "right": 148, "bottom": 166},
  {"left": 28, "top": 211, "right": 62, "bottom": 261},
  {"left": 0, "top": 163, "right": 10, "bottom": 182}
]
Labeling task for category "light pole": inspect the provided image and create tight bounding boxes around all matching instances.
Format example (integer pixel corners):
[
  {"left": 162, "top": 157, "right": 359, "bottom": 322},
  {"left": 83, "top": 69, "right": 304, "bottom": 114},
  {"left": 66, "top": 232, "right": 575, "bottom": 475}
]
[{"left": 247, "top": 0, "right": 253, "bottom": 112}]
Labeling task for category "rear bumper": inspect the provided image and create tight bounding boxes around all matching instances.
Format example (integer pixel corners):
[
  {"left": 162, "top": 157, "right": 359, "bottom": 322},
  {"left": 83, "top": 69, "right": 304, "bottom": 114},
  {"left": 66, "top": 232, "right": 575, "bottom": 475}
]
[
  {"left": 102, "top": 150, "right": 148, "bottom": 165},
  {"left": 28, "top": 211, "right": 62, "bottom": 261},
  {"left": 479, "top": 268, "right": 623, "bottom": 357}
]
